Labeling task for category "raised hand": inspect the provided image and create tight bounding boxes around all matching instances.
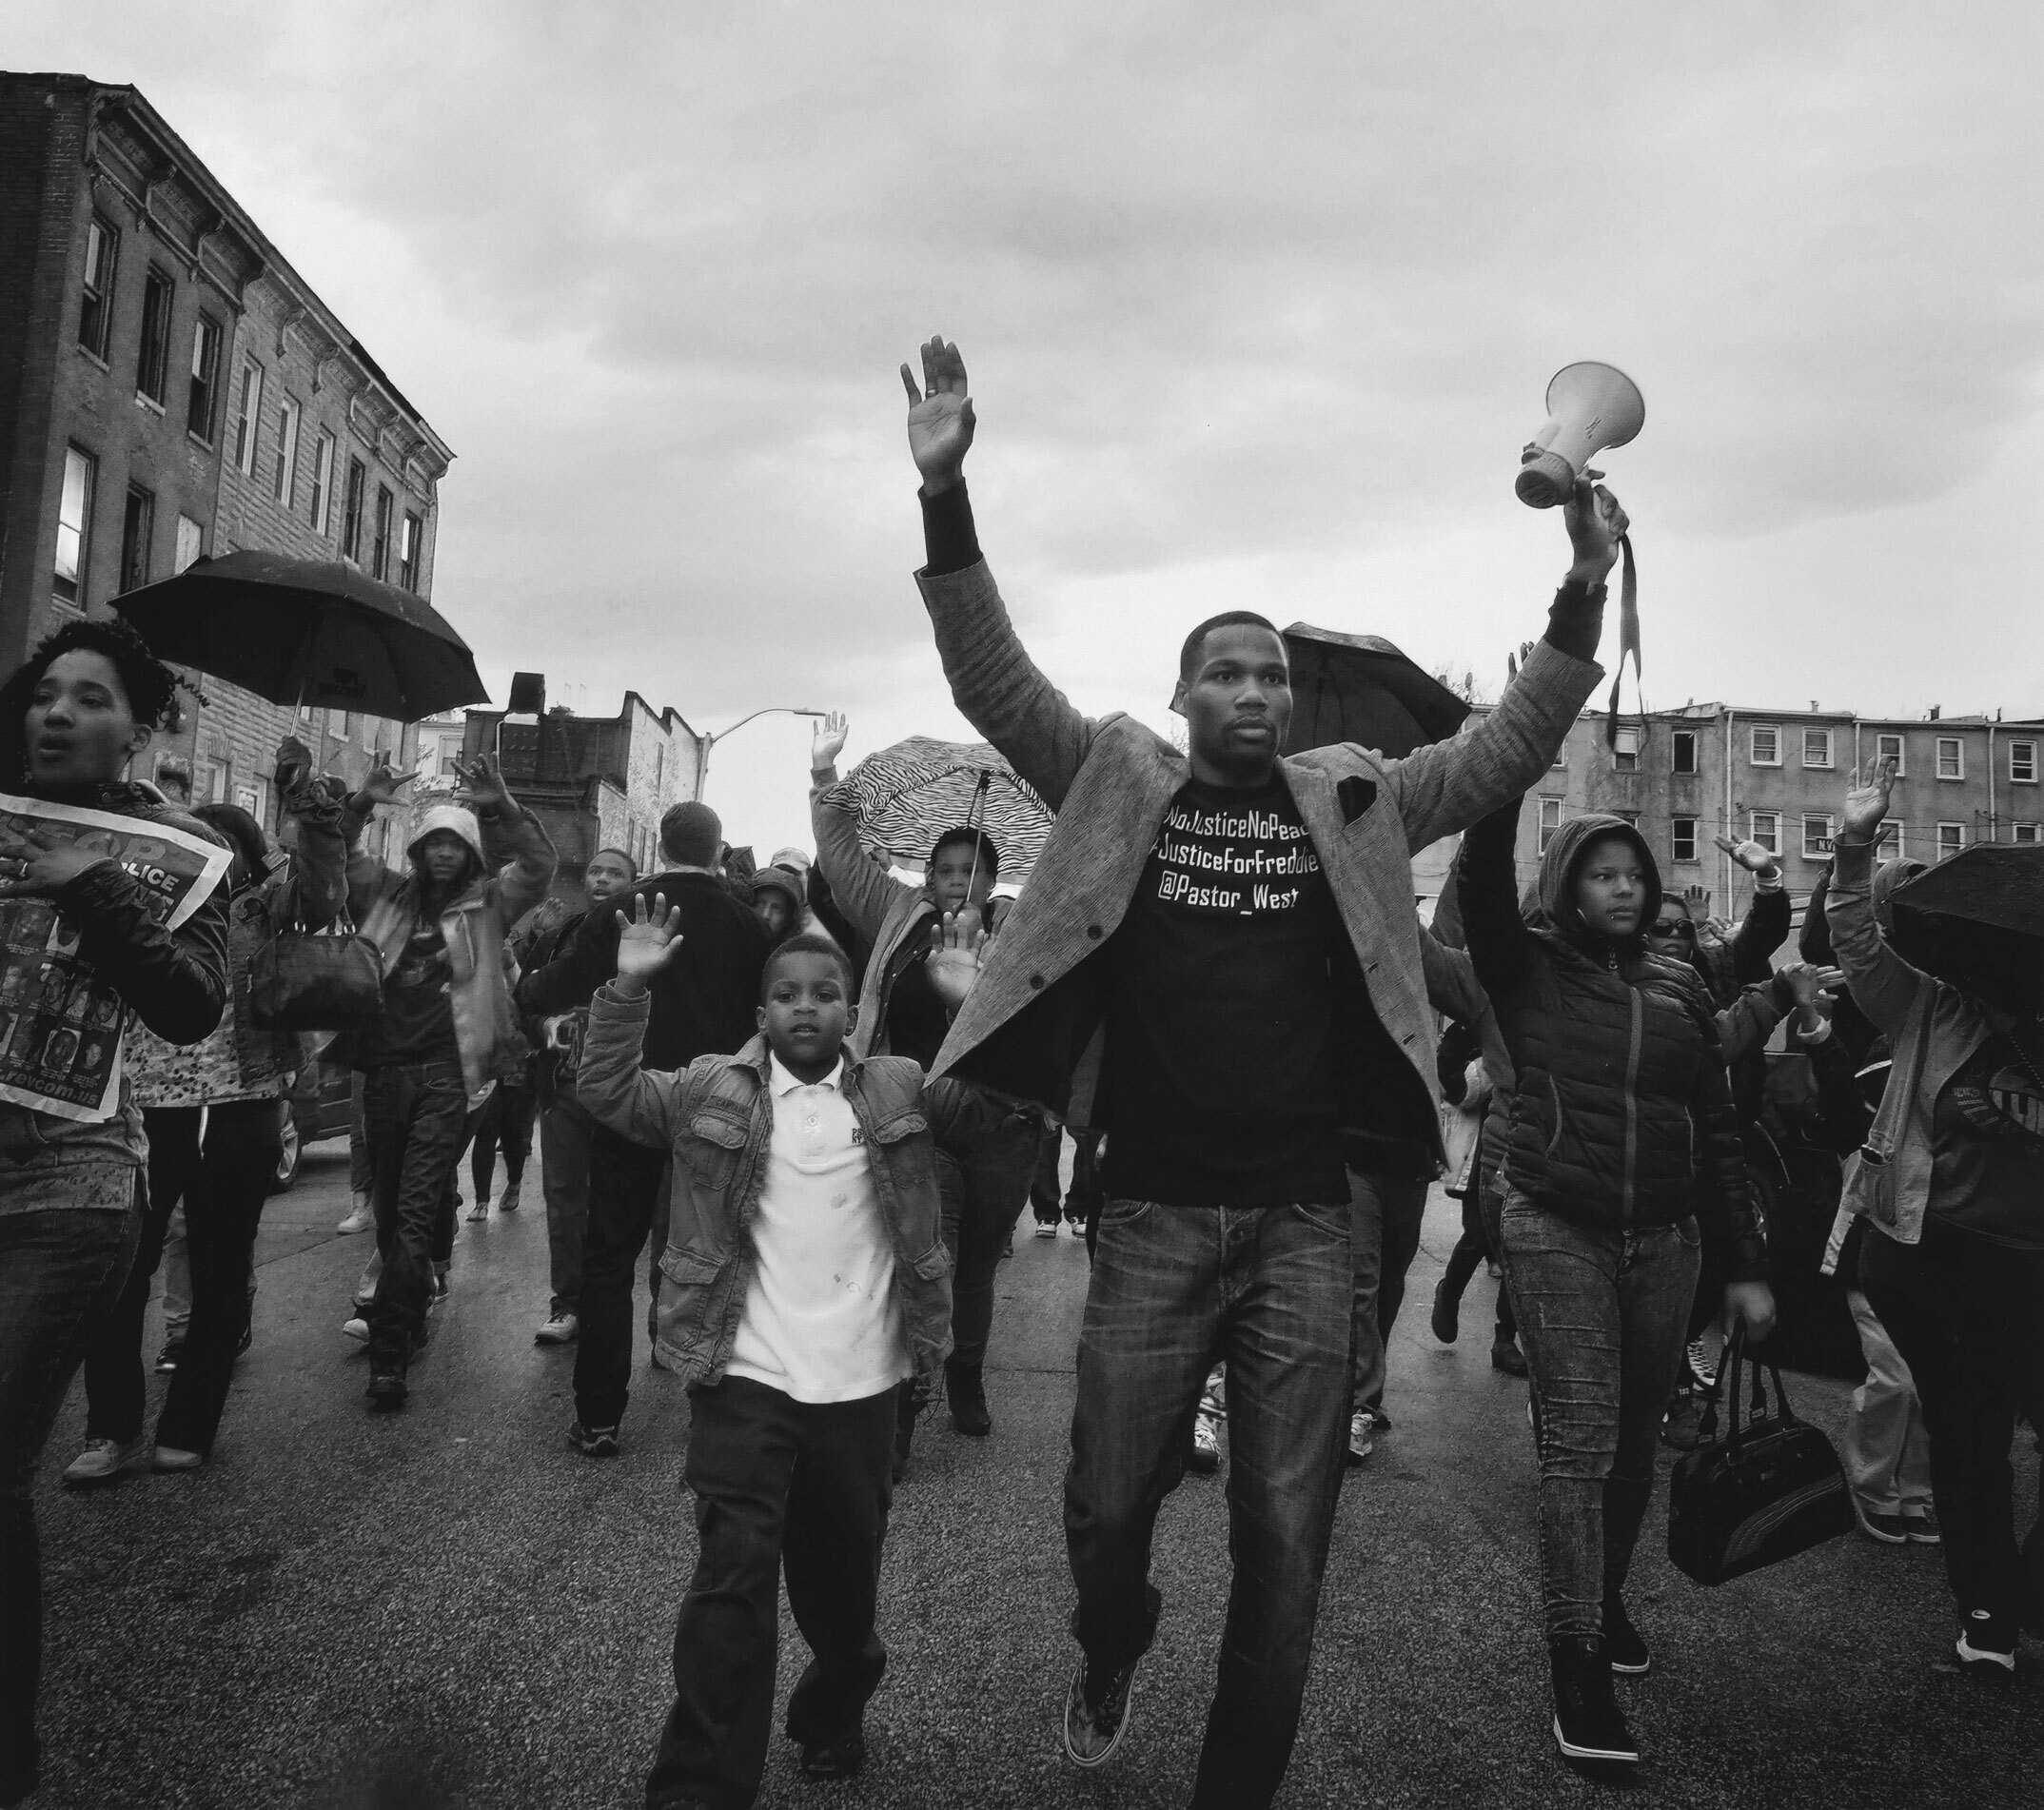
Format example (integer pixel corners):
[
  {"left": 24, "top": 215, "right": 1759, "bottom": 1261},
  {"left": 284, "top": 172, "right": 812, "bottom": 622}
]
[
  {"left": 1562, "top": 477, "right": 1629, "bottom": 583},
  {"left": 925, "top": 909, "right": 988, "bottom": 1011},
  {"left": 1779, "top": 961, "right": 1844, "bottom": 1010},
  {"left": 900, "top": 336, "right": 974, "bottom": 494},
  {"left": 1700, "top": 914, "right": 1737, "bottom": 948},
  {"left": 1839, "top": 757, "right": 1897, "bottom": 843},
  {"left": 452, "top": 752, "right": 516, "bottom": 817},
  {"left": 1713, "top": 835, "right": 1779, "bottom": 877},
  {"left": 0, "top": 822, "right": 112, "bottom": 897},
  {"left": 812, "top": 710, "right": 850, "bottom": 775},
  {"left": 358, "top": 760, "right": 415, "bottom": 810},
  {"left": 614, "top": 893, "right": 684, "bottom": 989},
  {"left": 1681, "top": 882, "right": 1712, "bottom": 916}
]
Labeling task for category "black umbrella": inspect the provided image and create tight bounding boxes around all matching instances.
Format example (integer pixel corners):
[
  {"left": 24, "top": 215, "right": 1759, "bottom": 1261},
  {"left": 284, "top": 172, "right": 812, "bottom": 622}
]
[
  {"left": 110, "top": 550, "right": 488, "bottom": 721},
  {"left": 1281, "top": 623, "right": 1470, "bottom": 758},
  {"left": 1889, "top": 845, "right": 2044, "bottom": 1001}
]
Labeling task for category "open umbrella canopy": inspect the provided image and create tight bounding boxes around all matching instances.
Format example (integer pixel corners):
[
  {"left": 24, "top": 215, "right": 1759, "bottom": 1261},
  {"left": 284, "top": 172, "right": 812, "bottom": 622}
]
[
  {"left": 1889, "top": 845, "right": 2044, "bottom": 1000},
  {"left": 1281, "top": 623, "right": 1470, "bottom": 759},
  {"left": 110, "top": 550, "right": 487, "bottom": 721},
  {"left": 818, "top": 736, "right": 1055, "bottom": 878}
]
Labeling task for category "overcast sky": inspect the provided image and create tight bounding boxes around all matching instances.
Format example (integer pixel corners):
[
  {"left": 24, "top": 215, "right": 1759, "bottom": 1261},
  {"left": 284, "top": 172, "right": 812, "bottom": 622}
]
[{"left": 19, "top": 3, "right": 2044, "bottom": 858}]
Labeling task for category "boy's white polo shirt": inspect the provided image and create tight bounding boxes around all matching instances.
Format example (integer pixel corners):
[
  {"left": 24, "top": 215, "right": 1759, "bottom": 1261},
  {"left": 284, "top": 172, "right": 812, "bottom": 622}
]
[{"left": 725, "top": 1053, "right": 910, "bottom": 1404}]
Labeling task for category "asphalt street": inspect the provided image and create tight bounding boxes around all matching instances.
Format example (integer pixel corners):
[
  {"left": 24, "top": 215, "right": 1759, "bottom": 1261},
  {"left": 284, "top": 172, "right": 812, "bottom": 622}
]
[{"left": 31, "top": 1144, "right": 2043, "bottom": 1810}]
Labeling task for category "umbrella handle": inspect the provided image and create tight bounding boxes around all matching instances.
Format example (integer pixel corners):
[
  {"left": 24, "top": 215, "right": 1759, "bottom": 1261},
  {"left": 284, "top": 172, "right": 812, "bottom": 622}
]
[{"left": 964, "top": 773, "right": 992, "bottom": 904}]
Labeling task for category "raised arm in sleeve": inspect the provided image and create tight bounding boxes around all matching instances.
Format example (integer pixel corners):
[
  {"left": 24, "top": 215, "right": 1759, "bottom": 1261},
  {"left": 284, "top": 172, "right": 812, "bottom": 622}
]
[
  {"left": 1731, "top": 885, "right": 1792, "bottom": 984},
  {"left": 482, "top": 803, "right": 557, "bottom": 926},
  {"left": 811, "top": 776, "right": 917, "bottom": 946},
  {"left": 1456, "top": 798, "right": 1537, "bottom": 1000},
  {"left": 578, "top": 983, "right": 685, "bottom": 1149},
  {"left": 1825, "top": 837, "right": 1930, "bottom": 1036}
]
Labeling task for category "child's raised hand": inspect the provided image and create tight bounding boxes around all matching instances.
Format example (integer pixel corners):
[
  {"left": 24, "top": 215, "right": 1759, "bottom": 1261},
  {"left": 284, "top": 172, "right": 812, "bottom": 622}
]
[
  {"left": 926, "top": 909, "right": 987, "bottom": 1011},
  {"left": 614, "top": 893, "right": 684, "bottom": 988}
]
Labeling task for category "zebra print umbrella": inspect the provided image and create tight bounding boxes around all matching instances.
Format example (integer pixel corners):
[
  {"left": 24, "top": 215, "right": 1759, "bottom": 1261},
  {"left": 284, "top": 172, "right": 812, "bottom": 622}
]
[{"left": 818, "top": 737, "right": 1055, "bottom": 877}]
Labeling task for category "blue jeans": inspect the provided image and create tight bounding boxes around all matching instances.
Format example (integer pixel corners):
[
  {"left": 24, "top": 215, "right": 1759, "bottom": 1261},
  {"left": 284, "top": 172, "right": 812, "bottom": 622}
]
[
  {"left": 364, "top": 1059, "right": 470, "bottom": 1369},
  {"left": 1499, "top": 1190, "right": 1700, "bottom": 1640},
  {"left": 0, "top": 1185, "right": 143, "bottom": 1798},
  {"left": 1065, "top": 1198, "right": 1351, "bottom": 1810}
]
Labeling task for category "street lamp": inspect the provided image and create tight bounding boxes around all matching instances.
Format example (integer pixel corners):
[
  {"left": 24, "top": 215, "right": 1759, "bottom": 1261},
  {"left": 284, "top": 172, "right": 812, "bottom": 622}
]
[{"left": 696, "top": 706, "right": 825, "bottom": 798}]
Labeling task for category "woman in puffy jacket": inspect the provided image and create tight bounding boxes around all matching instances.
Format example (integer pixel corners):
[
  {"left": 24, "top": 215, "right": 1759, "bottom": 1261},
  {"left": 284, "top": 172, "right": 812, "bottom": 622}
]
[
  {"left": 1460, "top": 799, "right": 1775, "bottom": 1771},
  {"left": 0, "top": 618, "right": 229, "bottom": 1808},
  {"left": 64, "top": 740, "right": 348, "bottom": 1482}
]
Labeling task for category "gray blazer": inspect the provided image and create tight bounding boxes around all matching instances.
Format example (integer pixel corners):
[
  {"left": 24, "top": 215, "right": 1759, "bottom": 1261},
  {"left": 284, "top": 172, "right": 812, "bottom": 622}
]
[{"left": 915, "top": 558, "right": 1602, "bottom": 1146}]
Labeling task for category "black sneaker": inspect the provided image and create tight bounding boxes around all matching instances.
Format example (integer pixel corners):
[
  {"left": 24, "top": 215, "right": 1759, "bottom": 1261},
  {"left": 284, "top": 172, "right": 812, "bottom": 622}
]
[
  {"left": 1430, "top": 1276, "right": 1461, "bottom": 1345},
  {"left": 797, "top": 1730, "right": 865, "bottom": 1780},
  {"left": 1956, "top": 1609, "right": 2017, "bottom": 1676},
  {"left": 1063, "top": 1652, "right": 1139, "bottom": 1768},
  {"left": 1549, "top": 1636, "right": 1639, "bottom": 1765},
  {"left": 154, "top": 1338, "right": 185, "bottom": 1375},
  {"left": 1661, "top": 1388, "right": 1705, "bottom": 1451},
  {"left": 366, "top": 1369, "right": 408, "bottom": 1411},
  {"left": 568, "top": 1419, "right": 620, "bottom": 1459},
  {"left": 1491, "top": 1336, "right": 1529, "bottom": 1377},
  {"left": 1603, "top": 1596, "right": 1651, "bottom": 1675}
]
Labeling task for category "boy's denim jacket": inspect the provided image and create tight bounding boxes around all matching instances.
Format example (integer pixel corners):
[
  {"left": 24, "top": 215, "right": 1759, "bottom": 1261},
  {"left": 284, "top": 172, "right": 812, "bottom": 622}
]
[{"left": 578, "top": 983, "right": 956, "bottom": 1389}]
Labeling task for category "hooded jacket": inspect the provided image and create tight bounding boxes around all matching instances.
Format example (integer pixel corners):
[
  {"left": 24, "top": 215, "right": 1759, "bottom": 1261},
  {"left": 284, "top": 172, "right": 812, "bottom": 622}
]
[
  {"left": 1459, "top": 803, "right": 1764, "bottom": 1279},
  {"left": 344, "top": 799, "right": 556, "bottom": 1093}
]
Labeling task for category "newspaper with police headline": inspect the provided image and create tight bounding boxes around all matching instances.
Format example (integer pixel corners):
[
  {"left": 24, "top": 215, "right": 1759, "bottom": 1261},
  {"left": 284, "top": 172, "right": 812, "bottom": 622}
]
[{"left": 0, "top": 792, "right": 231, "bottom": 1123}]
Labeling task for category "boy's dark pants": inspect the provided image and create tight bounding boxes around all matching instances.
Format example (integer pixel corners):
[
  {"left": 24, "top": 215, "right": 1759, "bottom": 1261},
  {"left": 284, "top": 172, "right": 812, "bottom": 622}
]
[
  {"left": 573, "top": 1124, "right": 671, "bottom": 1430},
  {"left": 646, "top": 1376, "right": 896, "bottom": 1810}
]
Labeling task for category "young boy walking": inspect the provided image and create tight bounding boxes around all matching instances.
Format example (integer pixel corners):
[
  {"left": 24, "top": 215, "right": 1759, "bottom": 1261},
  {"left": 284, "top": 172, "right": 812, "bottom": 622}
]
[{"left": 577, "top": 904, "right": 955, "bottom": 1810}]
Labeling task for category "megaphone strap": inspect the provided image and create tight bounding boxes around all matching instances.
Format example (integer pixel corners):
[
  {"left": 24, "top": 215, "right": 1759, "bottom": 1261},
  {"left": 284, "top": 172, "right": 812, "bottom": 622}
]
[{"left": 1603, "top": 534, "right": 1641, "bottom": 747}]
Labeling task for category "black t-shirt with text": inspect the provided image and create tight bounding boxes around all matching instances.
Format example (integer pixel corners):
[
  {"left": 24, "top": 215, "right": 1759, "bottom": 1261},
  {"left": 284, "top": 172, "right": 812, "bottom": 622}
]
[{"left": 1098, "top": 775, "right": 1347, "bottom": 1207}]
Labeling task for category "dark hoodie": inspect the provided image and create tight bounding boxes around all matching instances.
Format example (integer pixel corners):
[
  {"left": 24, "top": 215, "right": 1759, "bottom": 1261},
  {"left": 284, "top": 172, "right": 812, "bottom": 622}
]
[{"left": 1459, "top": 801, "right": 1764, "bottom": 1279}]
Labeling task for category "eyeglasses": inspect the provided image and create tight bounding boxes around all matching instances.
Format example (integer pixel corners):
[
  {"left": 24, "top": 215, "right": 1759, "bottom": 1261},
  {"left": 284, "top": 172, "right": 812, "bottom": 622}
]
[{"left": 1647, "top": 919, "right": 1697, "bottom": 939}]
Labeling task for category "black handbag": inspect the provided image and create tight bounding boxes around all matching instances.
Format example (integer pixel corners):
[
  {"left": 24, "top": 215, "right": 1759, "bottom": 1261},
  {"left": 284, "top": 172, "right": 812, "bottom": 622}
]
[
  {"left": 247, "top": 897, "right": 385, "bottom": 1033},
  {"left": 1666, "top": 1317, "right": 1856, "bottom": 1585}
]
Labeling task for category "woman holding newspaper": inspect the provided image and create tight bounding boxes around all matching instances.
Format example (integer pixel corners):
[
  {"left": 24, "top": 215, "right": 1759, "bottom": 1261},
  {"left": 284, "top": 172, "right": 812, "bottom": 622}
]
[{"left": 0, "top": 619, "right": 231, "bottom": 1810}]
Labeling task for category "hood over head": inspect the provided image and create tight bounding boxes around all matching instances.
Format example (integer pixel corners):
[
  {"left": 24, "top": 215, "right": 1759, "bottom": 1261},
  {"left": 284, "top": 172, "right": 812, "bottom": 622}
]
[
  {"left": 1871, "top": 854, "right": 1928, "bottom": 935},
  {"left": 407, "top": 802, "right": 486, "bottom": 878},
  {"left": 1532, "top": 811, "right": 1662, "bottom": 944}
]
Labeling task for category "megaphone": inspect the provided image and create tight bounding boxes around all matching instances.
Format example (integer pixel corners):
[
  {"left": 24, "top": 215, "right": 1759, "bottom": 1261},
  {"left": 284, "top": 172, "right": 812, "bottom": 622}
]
[{"left": 1514, "top": 362, "right": 1644, "bottom": 508}]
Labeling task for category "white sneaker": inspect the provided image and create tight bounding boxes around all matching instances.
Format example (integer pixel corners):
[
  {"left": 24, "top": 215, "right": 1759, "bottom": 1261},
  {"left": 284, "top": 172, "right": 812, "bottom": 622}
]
[
  {"left": 1033, "top": 1220, "right": 1059, "bottom": 1239},
  {"left": 337, "top": 1195, "right": 374, "bottom": 1235},
  {"left": 1346, "top": 1408, "right": 1376, "bottom": 1466},
  {"left": 62, "top": 1435, "right": 150, "bottom": 1486},
  {"left": 535, "top": 1311, "right": 579, "bottom": 1346},
  {"left": 1188, "top": 1411, "right": 1222, "bottom": 1474},
  {"left": 342, "top": 1314, "right": 370, "bottom": 1344},
  {"left": 464, "top": 1200, "right": 488, "bottom": 1223}
]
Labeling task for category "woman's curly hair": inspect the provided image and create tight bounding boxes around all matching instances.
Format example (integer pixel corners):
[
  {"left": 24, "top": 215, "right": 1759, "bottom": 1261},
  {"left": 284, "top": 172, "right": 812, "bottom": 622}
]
[{"left": 0, "top": 617, "right": 189, "bottom": 789}]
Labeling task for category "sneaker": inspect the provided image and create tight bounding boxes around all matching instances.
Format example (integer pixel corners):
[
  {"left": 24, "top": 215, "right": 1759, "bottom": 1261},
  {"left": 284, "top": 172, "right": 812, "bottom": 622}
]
[
  {"left": 568, "top": 1420, "right": 620, "bottom": 1458},
  {"left": 61, "top": 1435, "right": 150, "bottom": 1486},
  {"left": 946, "top": 1362, "right": 992, "bottom": 1437},
  {"left": 535, "top": 1311, "right": 580, "bottom": 1345},
  {"left": 1603, "top": 1596, "right": 1651, "bottom": 1675},
  {"left": 151, "top": 1446, "right": 204, "bottom": 1472},
  {"left": 1660, "top": 1388, "right": 1705, "bottom": 1451},
  {"left": 342, "top": 1314, "right": 370, "bottom": 1345},
  {"left": 1062, "top": 1652, "right": 1138, "bottom": 1769},
  {"left": 1854, "top": 1500, "right": 1914, "bottom": 1544},
  {"left": 1188, "top": 1410, "right": 1222, "bottom": 1475},
  {"left": 1686, "top": 1335, "right": 1719, "bottom": 1391},
  {"left": 429, "top": 1267, "right": 449, "bottom": 1304},
  {"left": 797, "top": 1730, "right": 866, "bottom": 1780},
  {"left": 1550, "top": 1637, "right": 1639, "bottom": 1764},
  {"left": 1491, "top": 1336, "right": 1529, "bottom": 1377},
  {"left": 336, "top": 1194, "right": 374, "bottom": 1234},
  {"left": 465, "top": 1199, "right": 488, "bottom": 1223},
  {"left": 1902, "top": 1506, "right": 1942, "bottom": 1545},
  {"left": 1956, "top": 1609, "right": 2017, "bottom": 1675},
  {"left": 154, "top": 1338, "right": 185, "bottom": 1375},
  {"left": 499, "top": 1178, "right": 521, "bottom": 1213},
  {"left": 366, "top": 1369, "right": 408, "bottom": 1411},
  {"left": 1034, "top": 1219, "right": 1059, "bottom": 1239},
  {"left": 1346, "top": 1408, "right": 1376, "bottom": 1465},
  {"left": 1430, "top": 1275, "right": 1461, "bottom": 1345}
]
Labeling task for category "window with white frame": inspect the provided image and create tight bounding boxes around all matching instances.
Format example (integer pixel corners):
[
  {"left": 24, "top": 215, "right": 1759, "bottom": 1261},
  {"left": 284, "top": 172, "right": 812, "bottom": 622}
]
[
  {"left": 1801, "top": 813, "right": 1834, "bottom": 859},
  {"left": 1538, "top": 796, "right": 1563, "bottom": 856},
  {"left": 2015, "top": 824, "right": 2040, "bottom": 845},
  {"left": 1936, "top": 737, "right": 1964, "bottom": 780},
  {"left": 1879, "top": 819, "right": 1905, "bottom": 859},
  {"left": 1749, "top": 725, "right": 1780, "bottom": 767},
  {"left": 1876, "top": 732, "right": 1906, "bottom": 775},
  {"left": 1672, "top": 730, "right": 1698, "bottom": 775},
  {"left": 1936, "top": 822, "right": 1966, "bottom": 860},
  {"left": 232, "top": 360, "right": 264, "bottom": 476},
  {"left": 53, "top": 445, "right": 97, "bottom": 607},
  {"left": 1749, "top": 811, "right": 1780, "bottom": 856},
  {"left": 309, "top": 430, "right": 335, "bottom": 534},
  {"left": 2011, "top": 739, "right": 2037, "bottom": 784},
  {"left": 1613, "top": 724, "right": 1641, "bottom": 773},
  {"left": 274, "top": 397, "right": 300, "bottom": 506},
  {"left": 1802, "top": 728, "right": 1833, "bottom": 769},
  {"left": 1672, "top": 817, "right": 1698, "bottom": 863}
]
